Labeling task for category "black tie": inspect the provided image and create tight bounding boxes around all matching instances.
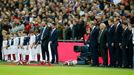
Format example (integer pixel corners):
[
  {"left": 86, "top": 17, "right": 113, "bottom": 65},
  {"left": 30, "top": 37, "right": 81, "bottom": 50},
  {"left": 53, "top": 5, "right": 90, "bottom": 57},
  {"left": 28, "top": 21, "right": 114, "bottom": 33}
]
[
  {"left": 18, "top": 38, "right": 20, "bottom": 45},
  {"left": 11, "top": 39, "right": 14, "bottom": 45}
]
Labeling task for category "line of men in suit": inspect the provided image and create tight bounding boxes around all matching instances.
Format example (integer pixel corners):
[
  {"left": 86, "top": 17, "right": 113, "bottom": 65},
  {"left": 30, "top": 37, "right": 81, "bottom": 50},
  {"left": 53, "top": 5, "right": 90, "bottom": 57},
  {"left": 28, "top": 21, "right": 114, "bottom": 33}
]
[
  {"left": 40, "top": 21, "right": 59, "bottom": 64},
  {"left": 87, "top": 18, "right": 133, "bottom": 68}
]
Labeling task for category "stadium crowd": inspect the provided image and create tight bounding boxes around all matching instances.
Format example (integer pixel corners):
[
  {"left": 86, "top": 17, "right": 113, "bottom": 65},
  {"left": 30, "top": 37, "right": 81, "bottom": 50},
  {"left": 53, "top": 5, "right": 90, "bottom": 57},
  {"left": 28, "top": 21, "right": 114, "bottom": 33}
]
[{"left": 0, "top": 0, "right": 134, "bottom": 68}]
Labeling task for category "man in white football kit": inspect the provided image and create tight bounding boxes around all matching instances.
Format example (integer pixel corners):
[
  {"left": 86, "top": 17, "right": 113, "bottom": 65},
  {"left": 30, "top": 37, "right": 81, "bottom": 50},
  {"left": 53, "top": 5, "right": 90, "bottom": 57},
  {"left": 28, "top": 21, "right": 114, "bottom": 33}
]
[
  {"left": 22, "top": 33, "right": 30, "bottom": 64},
  {"left": 2, "top": 37, "right": 8, "bottom": 61},
  {"left": 18, "top": 34, "right": 24, "bottom": 62},
  {"left": 29, "top": 32, "right": 36, "bottom": 61},
  {"left": 9, "top": 34, "right": 19, "bottom": 62}
]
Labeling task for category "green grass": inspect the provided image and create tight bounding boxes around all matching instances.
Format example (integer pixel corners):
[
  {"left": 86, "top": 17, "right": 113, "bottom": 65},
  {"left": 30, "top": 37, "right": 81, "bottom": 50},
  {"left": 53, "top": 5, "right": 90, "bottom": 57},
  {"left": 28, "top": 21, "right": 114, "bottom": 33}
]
[{"left": 0, "top": 64, "right": 134, "bottom": 75}]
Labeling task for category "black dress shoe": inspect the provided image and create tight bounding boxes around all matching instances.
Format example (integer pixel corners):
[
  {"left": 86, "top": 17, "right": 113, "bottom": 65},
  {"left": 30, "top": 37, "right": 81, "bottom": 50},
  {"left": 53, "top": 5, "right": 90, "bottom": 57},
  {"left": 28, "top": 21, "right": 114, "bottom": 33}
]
[
  {"left": 51, "top": 61, "right": 54, "bottom": 64},
  {"left": 104, "top": 64, "right": 108, "bottom": 67},
  {"left": 108, "top": 64, "right": 114, "bottom": 67},
  {"left": 123, "top": 65, "right": 129, "bottom": 68},
  {"left": 99, "top": 64, "right": 104, "bottom": 67},
  {"left": 56, "top": 62, "right": 59, "bottom": 64},
  {"left": 129, "top": 65, "right": 133, "bottom": 68},
  {"left": 91, "top": 64, "right": 99, "bottom": 67}
]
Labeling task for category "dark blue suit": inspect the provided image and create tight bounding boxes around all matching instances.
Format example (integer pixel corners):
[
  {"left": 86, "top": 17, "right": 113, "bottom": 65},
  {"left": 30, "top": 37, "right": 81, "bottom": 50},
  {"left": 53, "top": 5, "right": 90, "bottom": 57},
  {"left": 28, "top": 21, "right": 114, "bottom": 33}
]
[
  {"left": 107, "top": 25, "right": 116, "bottom": 66},
  {"left": 88, "top": 26, "right": 99, "bottom": 66},
  {"left": 114, "top": 23, "right": 123, "bottom": 67},
  {"left": 23, "top": 36, "right": 30, "bottom": 46},
  {"left": 128, "top": 31, "right": 133, "bottom": 68},
  {"left": 40, "top": 26, "right": 51, "bottom": 61},
  {"left": 122, "top": 28, "right": 131, "bottom": 67},
  {"left": 98, "top": 29, "right": 108, "bottom": 66},
  {"left": 49, "top": 28, "right": 58, "bottom": 63}
]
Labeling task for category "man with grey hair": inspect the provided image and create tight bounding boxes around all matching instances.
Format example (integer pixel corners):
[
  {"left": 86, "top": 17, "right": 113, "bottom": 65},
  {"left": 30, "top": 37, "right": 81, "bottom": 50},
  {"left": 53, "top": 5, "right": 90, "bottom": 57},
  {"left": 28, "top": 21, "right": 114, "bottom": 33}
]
[{"left": 98, "top": 23, "right": 108, "bottom": 66}]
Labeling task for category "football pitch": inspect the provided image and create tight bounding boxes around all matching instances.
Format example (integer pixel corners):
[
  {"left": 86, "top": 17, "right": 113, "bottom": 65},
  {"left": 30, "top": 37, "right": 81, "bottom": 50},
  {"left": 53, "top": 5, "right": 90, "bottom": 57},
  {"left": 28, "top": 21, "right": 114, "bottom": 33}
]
[{"left": 0, "top": 63, "right": 134, "bottom": 75}]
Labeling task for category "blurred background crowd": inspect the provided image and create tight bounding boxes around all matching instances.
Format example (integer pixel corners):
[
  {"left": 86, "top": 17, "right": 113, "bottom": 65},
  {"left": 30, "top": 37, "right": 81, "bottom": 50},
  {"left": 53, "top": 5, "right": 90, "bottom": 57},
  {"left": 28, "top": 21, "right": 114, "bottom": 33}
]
[{"left": 0, "top": 0, "right": 134, "bottom": 40}]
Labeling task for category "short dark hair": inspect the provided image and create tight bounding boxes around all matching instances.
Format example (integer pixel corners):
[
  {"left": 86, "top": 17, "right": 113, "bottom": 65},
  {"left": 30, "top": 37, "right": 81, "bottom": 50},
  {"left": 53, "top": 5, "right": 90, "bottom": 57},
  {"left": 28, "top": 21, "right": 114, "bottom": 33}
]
[
  {"left": 109, "top": 18, "right": 114, "bottom": 23},
  {"left": 122, "top": 21, "right": 128, "bottom": 26},
  {"left": 52, "top": 22, "right": 56, "bottom": 26}
]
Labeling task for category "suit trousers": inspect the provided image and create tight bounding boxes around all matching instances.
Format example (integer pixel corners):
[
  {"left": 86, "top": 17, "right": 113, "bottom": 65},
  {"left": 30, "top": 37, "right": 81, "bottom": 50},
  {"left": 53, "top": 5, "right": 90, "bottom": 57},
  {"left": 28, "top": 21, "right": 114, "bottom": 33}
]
[
  {"left": 90, "top": 45, "right": 99, "bottom": 65},
  {"left": 99, "top": 45, "right": 108, "bottom": 66},
  {"left": 115, "top": 43, "right": 122, "bottom": 67},
  {"left": 50, "top": 44, "right": 58, "bottom": 63},
  {"left": 108, "top": 44, "right": 116, "bottom": 66},
  {"left": 41, "top": 42, "right": 49, "bottom": 61}
]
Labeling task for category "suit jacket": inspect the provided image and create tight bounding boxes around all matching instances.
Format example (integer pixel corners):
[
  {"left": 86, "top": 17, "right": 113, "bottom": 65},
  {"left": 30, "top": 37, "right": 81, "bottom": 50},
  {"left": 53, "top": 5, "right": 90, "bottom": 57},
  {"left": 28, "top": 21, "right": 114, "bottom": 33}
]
[
  {"left": 23, "top": 36, "right": 30, "bottom": 46},
  {"left": 98, "top": 29, "right": 107, "bottom": 48},
  {"left": 107, "top": 25, "right": 115, "bottom": 44},
  {"left": 49, "top": 28, "right": 58, "bottom": 46},
  {"left": 88, "top": 26, "right": 99, "bottom": 48},
  {"left": 40, "top": 26, "right": 51, "bottom": 44},
  {"left": 122, "top": 28, "right": 131, "bottom": 47},
  {"left": 114, "top": 23, "right": 123, "bottom": 43},
  {"left": 128, "top": 31, "right": 133, "bottom": 50}
]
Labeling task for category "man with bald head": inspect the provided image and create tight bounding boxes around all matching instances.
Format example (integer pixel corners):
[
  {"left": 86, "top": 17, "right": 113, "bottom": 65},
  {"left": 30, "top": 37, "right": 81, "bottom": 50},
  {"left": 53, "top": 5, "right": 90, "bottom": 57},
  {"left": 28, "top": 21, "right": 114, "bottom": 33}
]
[{"left": 98, "top": 23, "right": 108, "bottom": 66}]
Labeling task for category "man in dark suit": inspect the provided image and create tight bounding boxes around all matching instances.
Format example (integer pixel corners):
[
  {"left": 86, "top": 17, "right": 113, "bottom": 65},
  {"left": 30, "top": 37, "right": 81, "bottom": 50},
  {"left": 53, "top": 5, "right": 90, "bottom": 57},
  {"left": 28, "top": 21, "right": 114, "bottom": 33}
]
[
  {"left": 87, "top": 21, "right": 99, "bottom": 66},
  {"left": 114, "top": 18, "right": 123, "bottom": 67},
  {"left": 128, "top": 24, "right": 134, "bottom": 68},
  {"left": 128, "top": 30, "right": 133, "bottom": 68},
  {"left": 0, "top": 22, "right": 3, "bottom": 61},
  {"left": 107, "top": 19, "right": 116, "bottom": 67},
  {"left": 40, "top": 21, "right": 51, "bottom": 62},
  {"left": 98, "top": 23, "right": 108, "bottom": 66},
  {"left": 49, "top": 23, "right": 58, "bottom": 64},
  {"left": 122, "top": 22, "right": 131, "bottom": 68}
]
